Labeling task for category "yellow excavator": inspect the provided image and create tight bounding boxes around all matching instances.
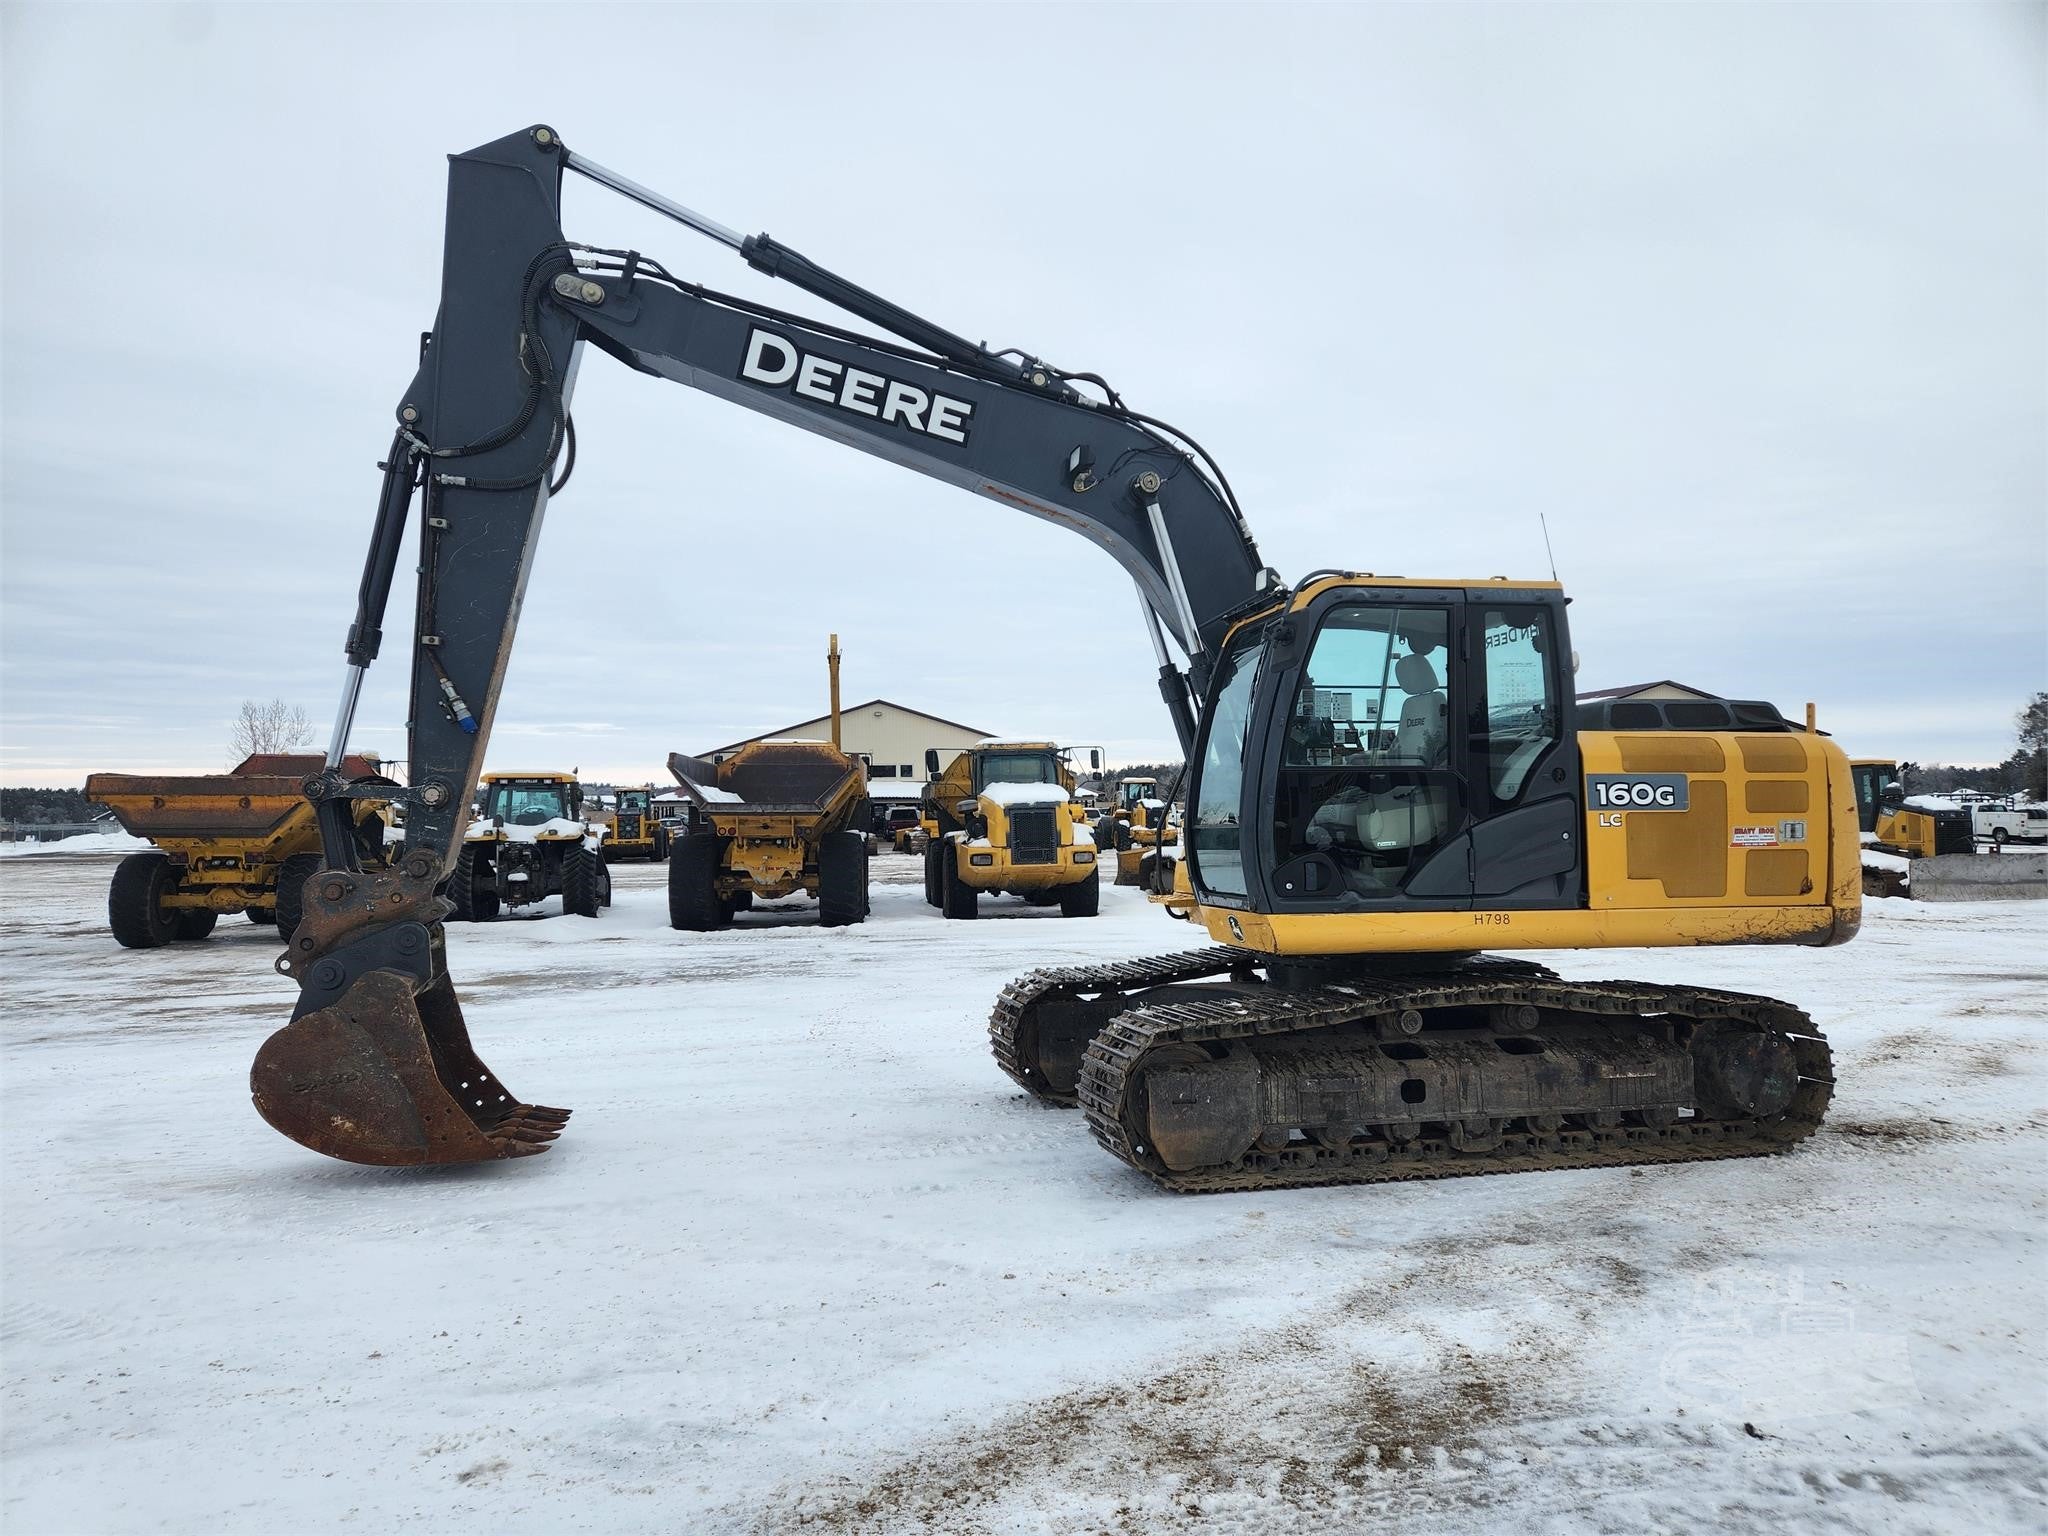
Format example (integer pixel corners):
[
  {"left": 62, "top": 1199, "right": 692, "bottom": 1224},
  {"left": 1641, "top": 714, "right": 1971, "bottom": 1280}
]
[
  {"left": 1849, "top": 758, "right": 1974, "bottom": 860},
  {"left": 251, "top": 126, "right": 1848, "bottom": 1190}
]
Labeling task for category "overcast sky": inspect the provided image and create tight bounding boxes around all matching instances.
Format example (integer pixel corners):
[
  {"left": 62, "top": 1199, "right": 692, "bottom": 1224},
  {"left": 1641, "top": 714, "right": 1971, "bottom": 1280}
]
[{"left": 3, "top": 2, "right": 2042, "bottom": 786}]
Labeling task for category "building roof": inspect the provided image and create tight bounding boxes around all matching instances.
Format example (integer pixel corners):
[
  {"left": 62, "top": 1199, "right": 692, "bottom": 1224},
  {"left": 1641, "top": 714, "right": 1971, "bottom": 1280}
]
[
  {"left": 695, "top": 698, "right": 991, "bottom": 759},
  {"left": 1574, "top": 680, "right": 1719, "bottom": 702}
]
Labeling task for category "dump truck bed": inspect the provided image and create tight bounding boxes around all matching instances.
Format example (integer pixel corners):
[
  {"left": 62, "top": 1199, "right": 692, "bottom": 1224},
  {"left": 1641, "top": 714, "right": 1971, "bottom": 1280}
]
[
  {"left": 666, "top": 744, "right": 867, "bottom": 834},
  {"left": 84, "top": 755, "right": 384, "bottom": 845}
]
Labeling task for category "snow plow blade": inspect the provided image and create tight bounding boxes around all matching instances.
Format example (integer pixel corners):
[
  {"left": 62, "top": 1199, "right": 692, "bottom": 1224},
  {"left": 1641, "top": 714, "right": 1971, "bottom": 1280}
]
[{"left": 251, "top": 950, "right": 568, "bottom": 1166}]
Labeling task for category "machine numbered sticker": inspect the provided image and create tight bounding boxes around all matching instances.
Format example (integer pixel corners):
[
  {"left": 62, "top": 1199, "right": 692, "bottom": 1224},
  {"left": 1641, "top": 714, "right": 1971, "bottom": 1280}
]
[
  {"left": 1730, "top": 825, "right": 1780, "bottom": 848},
  {"left": 1587, "top": 774, "right": 1690, "bottom": 812}
]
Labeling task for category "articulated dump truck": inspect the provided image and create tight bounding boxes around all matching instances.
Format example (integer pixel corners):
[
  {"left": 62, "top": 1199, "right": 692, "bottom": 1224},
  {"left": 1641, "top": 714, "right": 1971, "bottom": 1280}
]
[
  {"left": 85, "top": 753, "right": 392, "bottom": 947},
  {"left": 664, "top": 743, "right": 870, "bottom": 929},
  {"left": 921, "top": 741, "right": 1101, "bottom": 919}
]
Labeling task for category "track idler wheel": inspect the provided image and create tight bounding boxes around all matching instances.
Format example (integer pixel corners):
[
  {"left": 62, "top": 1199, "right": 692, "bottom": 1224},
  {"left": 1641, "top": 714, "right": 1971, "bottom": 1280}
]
[{"left": 251, "top": 961, "right": 569, "bottom": 1166}]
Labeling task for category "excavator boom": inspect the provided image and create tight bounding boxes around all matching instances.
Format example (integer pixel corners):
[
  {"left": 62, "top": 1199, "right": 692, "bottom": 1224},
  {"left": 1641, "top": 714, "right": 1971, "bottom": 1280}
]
[{"left": 256, "top": 124, "right": 1276, "bottom": 1165}]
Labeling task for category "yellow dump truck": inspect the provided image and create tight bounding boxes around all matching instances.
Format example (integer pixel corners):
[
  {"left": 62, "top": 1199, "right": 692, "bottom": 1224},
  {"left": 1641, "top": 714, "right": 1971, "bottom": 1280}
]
[
  {"left": 85, "top": 753, "right": 392, "bottom": 948},
  {"left": 919, "top": 741, "right": 1099, "bottom": 919},
  {"left": 664, "top": 744, "right": 870, "bottom": 928}
]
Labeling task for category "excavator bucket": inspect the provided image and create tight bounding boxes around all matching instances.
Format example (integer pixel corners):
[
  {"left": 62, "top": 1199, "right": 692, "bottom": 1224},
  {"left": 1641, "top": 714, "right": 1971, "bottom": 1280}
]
[{"left": 250, "top": 961, "right": 569, "bottom": 1166}]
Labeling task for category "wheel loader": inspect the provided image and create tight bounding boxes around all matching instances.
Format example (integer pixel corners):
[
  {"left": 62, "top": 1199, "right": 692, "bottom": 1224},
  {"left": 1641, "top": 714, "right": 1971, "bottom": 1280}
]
[
  {"left": 919, "top": 742, "right": 1101, "bottom": 919},
  {"left": 450, "top": 771, "right": 611, "bottom": 919},
  {"left": 250, "top": 126, "right": 1849, "bottom": 1190},
  {"left": 590, "top": 785, "right": 668, "bottom": 862},
  {"left": 664, "top": 744, "right": 870, "bottom": 929},
  {"left": 85, "top": 753, "right": 391, "bottom": 947},
  {"left": 1095, "top": 775, "right": 1180, "bottom": 889}
]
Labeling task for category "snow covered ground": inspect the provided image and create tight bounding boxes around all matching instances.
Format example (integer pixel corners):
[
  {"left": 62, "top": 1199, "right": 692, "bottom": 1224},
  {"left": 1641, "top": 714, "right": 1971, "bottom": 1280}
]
[
  {"left": 2, "top": 851, "right": 2043, "bottom": 1534},
  {"left": 0, "top": 830, "right": 149, "bottom": 859}
]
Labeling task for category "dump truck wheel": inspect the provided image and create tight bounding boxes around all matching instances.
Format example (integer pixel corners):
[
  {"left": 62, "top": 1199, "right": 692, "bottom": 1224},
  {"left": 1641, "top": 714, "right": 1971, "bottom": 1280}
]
[
  {"left": 923, "top": 842, "right": 945, "bottom": 907},
  {"left": 245, "top": 906, "right": 276, "bottom": 925},
  {"left": 670, "top": 834, "right": 730, "bottom": 931},
  {"left": 818, "top": 830, "right": 868, "bottom": 927},
  {"left": 446, "top": 846, "right": 498, "bottom": 923},
  {"left": 274, "top": 852, "right": 324, "bottom": 940},
  {"left": 1059, "top": 867, "right": 1101, "bottom": 918},
  {"left": 652, "top": 825, "right": 670, "bottom": 862},
  {"left": 940, "top": 848, "right": 977, "bottom": 920},
  {"left": 109, "top": 852, "right": 179, "bottom": 949},
  {"left": 563, "top": 845, "right": 607, "bottom": 918},
  {"left": 173, "top": 909, "right": 218, "bottom": 941}
]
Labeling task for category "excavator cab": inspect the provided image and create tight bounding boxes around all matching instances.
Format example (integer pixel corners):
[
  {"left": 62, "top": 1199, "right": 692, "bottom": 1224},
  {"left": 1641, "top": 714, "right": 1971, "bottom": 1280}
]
[{"left": 1190, "top": 584, "right": 1578, "bottom": 914}]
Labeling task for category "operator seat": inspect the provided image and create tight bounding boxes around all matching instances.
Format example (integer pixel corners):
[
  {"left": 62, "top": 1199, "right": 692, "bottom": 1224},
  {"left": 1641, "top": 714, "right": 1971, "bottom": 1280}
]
[{"left": 1359, "top": 651, "right": 1449, "bottom": 856}]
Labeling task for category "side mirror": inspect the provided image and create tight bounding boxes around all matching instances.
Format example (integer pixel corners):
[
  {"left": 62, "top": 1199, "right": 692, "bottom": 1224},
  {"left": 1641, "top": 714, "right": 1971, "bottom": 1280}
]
[
  {"left": 1090, "top": 749, "right": 1102, "bottom": 770},
  {"left": 925, "top": 748, "right": 942, "bottom": 778}
]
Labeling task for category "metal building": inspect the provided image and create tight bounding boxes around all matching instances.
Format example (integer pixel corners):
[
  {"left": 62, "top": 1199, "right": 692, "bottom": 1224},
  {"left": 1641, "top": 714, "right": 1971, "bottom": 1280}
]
[{"left": 694, "top": 698, "right": 992, "bottom": 783}]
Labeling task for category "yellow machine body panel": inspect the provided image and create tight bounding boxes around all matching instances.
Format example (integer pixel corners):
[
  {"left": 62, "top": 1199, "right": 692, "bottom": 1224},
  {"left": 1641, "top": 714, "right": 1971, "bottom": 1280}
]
[{"left": 1186, "top": 729, "right": 1859, "bottom": 956}]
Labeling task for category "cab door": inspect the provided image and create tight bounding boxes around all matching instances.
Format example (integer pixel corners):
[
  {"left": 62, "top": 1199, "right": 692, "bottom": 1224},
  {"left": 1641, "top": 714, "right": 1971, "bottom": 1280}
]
[
  {"left": 1447, "top": 597, "right": 1582, "bottom": 905},
  {"left": 1257, "top": 588, "right": 1475, "bottom": 909},
  {"left": 1247, "top": 586, "right": 1581, "bottom": 912}
]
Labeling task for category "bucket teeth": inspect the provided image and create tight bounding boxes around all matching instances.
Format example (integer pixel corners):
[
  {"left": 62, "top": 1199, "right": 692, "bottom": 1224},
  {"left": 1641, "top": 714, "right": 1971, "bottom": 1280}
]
[{"left": 251, "top": 960, "right": 569, "bottom": 1167}]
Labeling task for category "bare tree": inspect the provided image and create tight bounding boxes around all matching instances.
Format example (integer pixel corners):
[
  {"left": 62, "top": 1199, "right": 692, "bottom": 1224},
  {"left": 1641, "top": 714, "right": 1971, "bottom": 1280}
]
[{"left": 229, "top": 698, "right": 315, "bottom": 764}]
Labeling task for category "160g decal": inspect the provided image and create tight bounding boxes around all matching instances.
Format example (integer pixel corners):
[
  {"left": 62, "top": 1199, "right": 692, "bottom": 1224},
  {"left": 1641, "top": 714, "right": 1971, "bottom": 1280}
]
[{"left": 1588, "top": 774, "right": 1690, "bottom": 828}]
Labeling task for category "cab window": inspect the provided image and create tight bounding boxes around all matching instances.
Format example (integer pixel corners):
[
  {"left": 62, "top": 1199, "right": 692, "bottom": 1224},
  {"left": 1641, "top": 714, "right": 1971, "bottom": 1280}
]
[
  {"left": 1188, "top": 633, "right": 1264, "bottom": 898},
  {"left": 485, "top": 782, "right": 569, "bottom": 826},
  {"left": 976, "top": 752, "right": 1057, "bottom": 788},
  {"left": 1480, "top": 606, "right": 1559, "bottom": 804},
  {"left": 1272, "top": 605, "right": 1454, "bottom": 895}
]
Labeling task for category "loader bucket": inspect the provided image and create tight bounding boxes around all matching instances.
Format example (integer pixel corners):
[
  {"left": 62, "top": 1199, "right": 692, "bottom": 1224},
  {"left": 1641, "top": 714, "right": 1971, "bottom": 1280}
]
[{"left": 250, "top": 966, "right": 569, "bottom": 1166}]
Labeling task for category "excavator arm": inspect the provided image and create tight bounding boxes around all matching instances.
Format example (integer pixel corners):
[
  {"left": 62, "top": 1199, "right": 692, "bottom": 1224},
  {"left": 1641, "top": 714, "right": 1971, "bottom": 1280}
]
[{"left": 254, "top": 124, "right": 1276, "bottom": 1165}]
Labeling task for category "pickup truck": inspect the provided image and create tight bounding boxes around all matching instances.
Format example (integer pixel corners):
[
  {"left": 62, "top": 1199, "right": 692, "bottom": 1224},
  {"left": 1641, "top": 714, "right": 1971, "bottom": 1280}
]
[{"left": 1973, "top": 803, "right": 2048, "bottom": 845}]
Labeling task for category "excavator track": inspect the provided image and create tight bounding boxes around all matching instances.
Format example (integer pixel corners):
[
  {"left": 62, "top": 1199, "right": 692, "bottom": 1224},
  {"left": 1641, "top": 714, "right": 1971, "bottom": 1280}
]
[
  {"left": 990, "top": 948, "right": 1254, "bottom": 1104},
  {"left": 1055, "top": 964, "right": 1831, "bottom": 1193}
]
